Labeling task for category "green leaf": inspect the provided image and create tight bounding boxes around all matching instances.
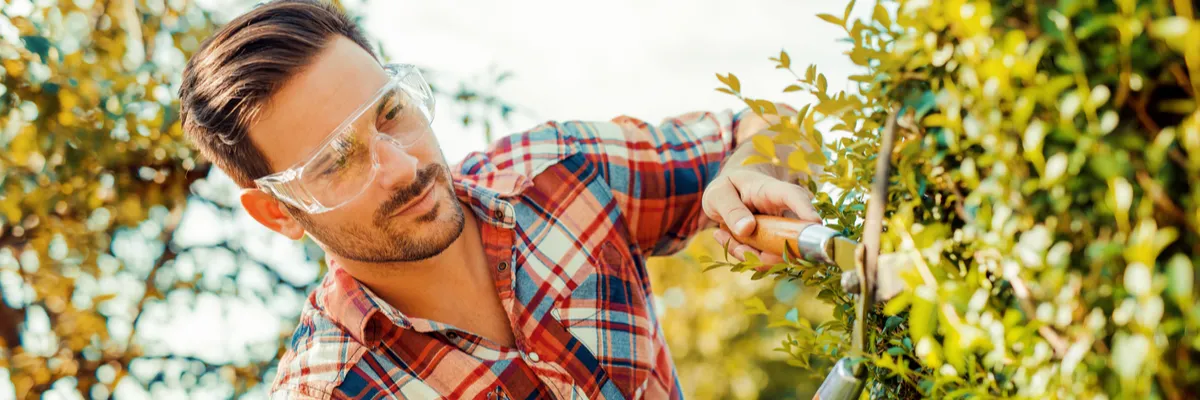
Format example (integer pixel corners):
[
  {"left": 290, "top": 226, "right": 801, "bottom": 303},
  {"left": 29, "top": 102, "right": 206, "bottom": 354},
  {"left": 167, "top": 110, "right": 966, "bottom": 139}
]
[
  {"left": 743, "top": 251, "right": 761, "bottom": 265},
  {"left": 1075, "top": 15, "right": 1113, "bottom": 39},
  {"left": 1168, "top": 254, "right": 1194, "bottom": 306},
  {"left": 817, "top": 74, "right": 828, "bottom": 94},
  {"left": 818, "top": 13, "right": 844, "bottom": 28},
  {"left": 778, "top": 50, "right": 791, "bottom": 69},
  {"left": 843, "top": 0, "right": 857, "bottom": 25},
  {"left": 20, "top": 36, "right": 52, "bottom": 62},
  {"left": 805, "top": 65, "right": 817, "bottom": 83},
  {"left": 885, "top": 315, "right": 904, "bottom": 332},
  {"left": 784, "top": 85, "right": 803, "bottom": 93},
  {"left": 887, "top": 346, "right": 904, "bottom": 356}
]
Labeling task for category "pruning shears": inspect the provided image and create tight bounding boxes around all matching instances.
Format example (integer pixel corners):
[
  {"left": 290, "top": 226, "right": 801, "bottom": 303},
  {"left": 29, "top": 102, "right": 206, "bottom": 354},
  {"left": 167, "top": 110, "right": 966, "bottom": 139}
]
[{"left": 728, "top": 112, "right": 902, "bottom": 400}]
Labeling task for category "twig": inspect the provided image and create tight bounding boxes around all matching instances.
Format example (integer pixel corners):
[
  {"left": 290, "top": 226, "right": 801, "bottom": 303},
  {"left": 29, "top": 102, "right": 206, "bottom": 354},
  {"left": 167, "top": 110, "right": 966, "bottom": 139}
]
[
  {"left": 1135, "top": 171, "right": 1196, "bottom": 234},
  {"left": 1005, "top": 271, "right": 1069, "bottom": 358},
  {"left": 1168, "top": 64, "right": 1194, "bottom": 97},
  {"left": 1131, "top": 92, "right": 1191, "bottom": 168}
]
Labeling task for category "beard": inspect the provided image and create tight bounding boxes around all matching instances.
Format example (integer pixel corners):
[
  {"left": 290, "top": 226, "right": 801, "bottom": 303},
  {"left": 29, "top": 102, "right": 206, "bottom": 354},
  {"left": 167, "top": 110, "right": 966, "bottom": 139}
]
[{"left": 292, "top": 163, "right": 466, "bottom": 263}]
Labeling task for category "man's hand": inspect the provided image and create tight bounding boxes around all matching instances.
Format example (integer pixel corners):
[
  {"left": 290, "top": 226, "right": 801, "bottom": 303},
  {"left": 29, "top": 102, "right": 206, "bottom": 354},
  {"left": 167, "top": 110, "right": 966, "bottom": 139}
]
[{"left": 702, "top": 166, "right": 821, "bottom": 265}]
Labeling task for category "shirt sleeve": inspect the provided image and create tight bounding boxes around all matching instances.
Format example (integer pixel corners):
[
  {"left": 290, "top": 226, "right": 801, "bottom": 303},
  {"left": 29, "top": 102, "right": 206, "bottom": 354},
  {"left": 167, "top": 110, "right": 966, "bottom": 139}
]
[{"left": 554, "top": 108, "right": 755, "bottom": 256}]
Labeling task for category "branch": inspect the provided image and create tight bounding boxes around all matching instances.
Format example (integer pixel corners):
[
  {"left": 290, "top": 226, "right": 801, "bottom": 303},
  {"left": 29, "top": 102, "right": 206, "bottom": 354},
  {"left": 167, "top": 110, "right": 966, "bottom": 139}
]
[
  {"left": 1135, "top": 170, "right": 1196, "bottom": 234},
  {"left": 1131, "top": 91, "right": 1190, "bottom": 168},
  {"left": 1005, "top": 271, "right": 1069, "bottom": 358}
]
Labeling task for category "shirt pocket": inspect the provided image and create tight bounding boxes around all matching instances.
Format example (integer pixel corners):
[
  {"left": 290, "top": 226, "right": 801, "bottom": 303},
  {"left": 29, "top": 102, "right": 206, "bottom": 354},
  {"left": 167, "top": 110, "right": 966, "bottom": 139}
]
[{"left": 553, "top": 239, "right": 657, "bottom": 397}]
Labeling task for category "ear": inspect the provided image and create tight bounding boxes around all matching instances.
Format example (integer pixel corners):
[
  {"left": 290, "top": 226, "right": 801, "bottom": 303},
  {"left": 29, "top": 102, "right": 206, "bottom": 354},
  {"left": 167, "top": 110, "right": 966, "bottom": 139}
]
[{"left": 240, "top": 189, "right": 306, "bottom": 240}]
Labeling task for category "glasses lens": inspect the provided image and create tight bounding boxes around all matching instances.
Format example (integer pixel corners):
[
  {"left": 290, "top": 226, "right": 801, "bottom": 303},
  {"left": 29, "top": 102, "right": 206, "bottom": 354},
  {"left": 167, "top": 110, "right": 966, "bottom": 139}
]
[
  {"left": 268, "top": 65, "right": 436, "bottom": 213},
  {"left": 298, "top": 104, "right": 383, "bottom": 208},
  {"left": 374, "top": 82, "right": 434, "bottom": 147}
]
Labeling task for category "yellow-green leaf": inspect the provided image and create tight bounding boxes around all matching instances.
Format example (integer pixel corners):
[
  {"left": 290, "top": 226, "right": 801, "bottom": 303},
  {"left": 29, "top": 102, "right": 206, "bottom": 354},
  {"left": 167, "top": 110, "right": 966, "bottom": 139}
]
[
  {"left": 717, "top": 72, "right": 741, "bottom": 93},
  {"left": 743, "top": 297, "right": 769, "bottom": 316},
  {"left": 874, "top": 3, "right": 891, "bottom": 29},
  {"left": 924, "top": 114, "right": 948, "bottom": 127},
  {"left": 817, "top": 13, "right": 844, "bottom": 27},
  {"left": 806, "top": 147, "right": 828, "bottom": 165},
  {"left": 787, "top": 151, "right": 812, "bottom": 174},
  {"left": 743, "top": 154, "right": 772, "bottom": 166},
  {"left": 752, "top": 135, "right": 776, "bottom": 159}
]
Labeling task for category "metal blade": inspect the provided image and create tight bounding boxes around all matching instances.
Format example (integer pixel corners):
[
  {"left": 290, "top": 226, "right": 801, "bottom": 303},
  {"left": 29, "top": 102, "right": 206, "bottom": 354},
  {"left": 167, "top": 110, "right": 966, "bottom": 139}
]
[{"left": 830, "top": 237, "right": 858, "bottom": 271}]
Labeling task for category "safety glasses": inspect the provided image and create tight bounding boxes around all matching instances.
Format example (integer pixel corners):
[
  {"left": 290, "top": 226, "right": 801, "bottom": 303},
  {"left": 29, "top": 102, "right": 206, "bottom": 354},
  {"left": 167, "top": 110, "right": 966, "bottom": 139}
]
[{"left": 254, "top": 63, "right": 436, "bottom": 214}]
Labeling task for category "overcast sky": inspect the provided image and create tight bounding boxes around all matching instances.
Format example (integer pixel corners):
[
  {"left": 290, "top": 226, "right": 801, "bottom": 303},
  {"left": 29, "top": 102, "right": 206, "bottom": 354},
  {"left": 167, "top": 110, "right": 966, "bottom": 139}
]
[{"left": 359, "top": 0, "right": 870, "bottom": 160}]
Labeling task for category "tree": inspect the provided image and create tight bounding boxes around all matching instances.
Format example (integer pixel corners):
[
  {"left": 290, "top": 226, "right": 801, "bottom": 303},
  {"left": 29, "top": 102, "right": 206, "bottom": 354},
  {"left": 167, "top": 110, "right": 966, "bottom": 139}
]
[
  {"left": 708, "top": 0, "right": 1200, "bottom": 398},
  {"left": 0, "top": 1, "right": 518, "bottom": 398}
]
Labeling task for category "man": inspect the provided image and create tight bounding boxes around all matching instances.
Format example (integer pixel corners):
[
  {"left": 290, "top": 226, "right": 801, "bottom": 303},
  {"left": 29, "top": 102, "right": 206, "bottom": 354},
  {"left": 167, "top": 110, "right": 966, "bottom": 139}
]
[{"left": 178, "top": 1, "right": 820, "bottom": 398}]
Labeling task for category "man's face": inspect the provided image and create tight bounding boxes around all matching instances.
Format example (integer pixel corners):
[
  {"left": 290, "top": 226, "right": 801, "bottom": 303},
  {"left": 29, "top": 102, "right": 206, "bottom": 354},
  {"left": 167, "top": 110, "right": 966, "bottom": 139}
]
[{"left": 247, "top": 36, "right": 465, "bottom": 263}]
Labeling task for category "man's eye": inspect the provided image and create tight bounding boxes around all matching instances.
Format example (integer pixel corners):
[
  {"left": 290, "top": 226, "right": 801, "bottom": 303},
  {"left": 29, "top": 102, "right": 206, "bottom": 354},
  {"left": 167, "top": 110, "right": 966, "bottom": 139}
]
[{"left": 377, "top": 90, "right": 404, "bottom": 124}]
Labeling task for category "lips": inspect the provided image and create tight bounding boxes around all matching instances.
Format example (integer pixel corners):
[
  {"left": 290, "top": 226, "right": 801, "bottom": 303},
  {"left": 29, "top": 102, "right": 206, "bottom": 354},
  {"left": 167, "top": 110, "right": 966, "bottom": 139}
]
[
  {"left": 375, "top": 164, "right": 446, "bottom": 223},
  {"left": 389, "top": 183, "right": 435, "bottom": 217}
]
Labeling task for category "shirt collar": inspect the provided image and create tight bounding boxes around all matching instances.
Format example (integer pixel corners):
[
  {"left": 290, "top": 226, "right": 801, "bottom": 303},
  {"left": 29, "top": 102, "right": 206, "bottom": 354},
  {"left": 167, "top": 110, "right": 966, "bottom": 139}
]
[{"left": 313, "top": 174, "right": 525, "bottom": 346}]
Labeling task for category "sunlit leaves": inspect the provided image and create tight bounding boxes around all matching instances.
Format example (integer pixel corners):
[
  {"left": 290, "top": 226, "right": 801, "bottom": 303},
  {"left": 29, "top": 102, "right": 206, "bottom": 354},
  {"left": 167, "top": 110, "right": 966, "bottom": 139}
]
[{"left": 704, "top": 0, "right": 1200, "bottom": 397}]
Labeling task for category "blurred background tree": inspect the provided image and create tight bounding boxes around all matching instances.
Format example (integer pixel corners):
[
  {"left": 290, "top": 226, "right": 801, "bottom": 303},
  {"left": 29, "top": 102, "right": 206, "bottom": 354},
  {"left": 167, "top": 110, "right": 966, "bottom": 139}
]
[
  {"left": 710, "top": 0, "right": 1200, "bottom": 398},
  {"left": 0, "top": 0, "right": 525, "bottom": 398}
]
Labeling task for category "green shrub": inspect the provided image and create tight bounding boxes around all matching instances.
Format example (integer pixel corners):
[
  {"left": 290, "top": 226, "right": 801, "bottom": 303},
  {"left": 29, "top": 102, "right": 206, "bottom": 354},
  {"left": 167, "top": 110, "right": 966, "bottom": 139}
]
[{"left": 708, "top": 0, "right": 1200, "bottom": 398}]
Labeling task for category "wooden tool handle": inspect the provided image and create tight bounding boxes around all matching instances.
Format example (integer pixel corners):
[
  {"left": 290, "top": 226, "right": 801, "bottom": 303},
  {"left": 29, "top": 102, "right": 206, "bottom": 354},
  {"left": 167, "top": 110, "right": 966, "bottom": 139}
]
[{"left": 721, "top": 215, "right": 818, "bottom": 259}]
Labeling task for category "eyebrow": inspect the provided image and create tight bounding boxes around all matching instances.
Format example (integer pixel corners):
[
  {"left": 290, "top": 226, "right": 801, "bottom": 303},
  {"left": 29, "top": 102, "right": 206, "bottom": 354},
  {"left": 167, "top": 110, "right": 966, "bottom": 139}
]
[{"left": 375, "top": 87, "right": 404, "bottom": 120}]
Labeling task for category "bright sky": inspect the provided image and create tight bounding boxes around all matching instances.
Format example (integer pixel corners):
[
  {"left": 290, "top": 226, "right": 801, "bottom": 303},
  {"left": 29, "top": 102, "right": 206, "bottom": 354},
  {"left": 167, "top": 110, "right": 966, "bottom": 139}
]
[
  {"left": 5, "top": 0, "right": 872, "bottom": 398},
  {"left": 363, "top": 0, "right": 869, "bottom": 162}
]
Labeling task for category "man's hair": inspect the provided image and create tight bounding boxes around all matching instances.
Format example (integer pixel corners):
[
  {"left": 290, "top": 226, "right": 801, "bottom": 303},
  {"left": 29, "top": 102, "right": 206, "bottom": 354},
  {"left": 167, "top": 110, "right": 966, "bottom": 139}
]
[{"left": 178, "top": 0, "right": 376, "bottom": 187}]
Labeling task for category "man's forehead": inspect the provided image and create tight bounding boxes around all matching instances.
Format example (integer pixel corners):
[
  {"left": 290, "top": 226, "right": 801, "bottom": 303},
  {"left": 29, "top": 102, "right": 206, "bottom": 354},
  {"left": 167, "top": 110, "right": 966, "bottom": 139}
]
[{"left": 248, "top": 37, "right": 387, "bottom": 172}]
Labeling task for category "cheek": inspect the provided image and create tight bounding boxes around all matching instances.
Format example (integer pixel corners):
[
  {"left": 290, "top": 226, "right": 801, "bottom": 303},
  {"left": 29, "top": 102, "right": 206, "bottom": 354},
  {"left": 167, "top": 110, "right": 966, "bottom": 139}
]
[{"left": 329, "top": 194, "right": 384, "bottom": 221}]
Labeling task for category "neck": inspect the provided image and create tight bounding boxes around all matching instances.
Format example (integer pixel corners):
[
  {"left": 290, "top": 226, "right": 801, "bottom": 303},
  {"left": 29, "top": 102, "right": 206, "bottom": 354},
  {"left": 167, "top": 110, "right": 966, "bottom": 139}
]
[{"left": 330, "top": 204, "right": 490, "bottom": 321}]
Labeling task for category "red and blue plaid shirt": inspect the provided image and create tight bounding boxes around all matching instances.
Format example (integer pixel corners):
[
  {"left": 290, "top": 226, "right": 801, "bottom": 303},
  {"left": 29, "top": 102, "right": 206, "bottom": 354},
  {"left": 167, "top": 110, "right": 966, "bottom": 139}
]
[{"left": 269, "top": 108, "right": 751, "bottom": 399}]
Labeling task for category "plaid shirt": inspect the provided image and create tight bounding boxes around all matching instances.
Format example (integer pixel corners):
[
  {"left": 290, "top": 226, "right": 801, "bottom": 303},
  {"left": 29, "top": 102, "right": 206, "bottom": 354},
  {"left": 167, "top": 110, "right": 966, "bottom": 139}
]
[{"left": 270, "top": 109, "right": 751, "bottom": 399}]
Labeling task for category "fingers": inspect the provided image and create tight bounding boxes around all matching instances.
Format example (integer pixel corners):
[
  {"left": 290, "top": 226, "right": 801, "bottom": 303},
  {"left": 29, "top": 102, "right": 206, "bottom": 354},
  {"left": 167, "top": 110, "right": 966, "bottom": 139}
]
[
  {"left": 775, "top": 181, "right": 821, "bottom": 222},
  {"left": 713, "top": 229, "right": 759, "bottom": 262},
  {"left": 703, "top": 177, "right": 757, "bottom": 237}
]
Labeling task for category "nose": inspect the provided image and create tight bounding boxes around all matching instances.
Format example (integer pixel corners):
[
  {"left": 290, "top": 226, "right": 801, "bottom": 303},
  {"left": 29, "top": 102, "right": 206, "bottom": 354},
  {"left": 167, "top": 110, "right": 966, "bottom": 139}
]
[{"left": 372, "top": 136, "right": 419, "bottom": 190}]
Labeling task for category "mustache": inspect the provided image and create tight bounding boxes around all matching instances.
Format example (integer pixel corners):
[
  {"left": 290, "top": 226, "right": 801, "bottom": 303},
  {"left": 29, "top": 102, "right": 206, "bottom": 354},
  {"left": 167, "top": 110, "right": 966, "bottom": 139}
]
[{"left": 375, "top": 164, "right": 447, "bottom": 221}]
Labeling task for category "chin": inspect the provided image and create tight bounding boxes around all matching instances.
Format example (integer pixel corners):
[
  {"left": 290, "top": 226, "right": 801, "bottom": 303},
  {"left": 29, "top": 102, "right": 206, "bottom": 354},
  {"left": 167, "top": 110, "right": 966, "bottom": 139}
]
[{"left": 406, "top": 189, "right": 466, "bottom": 252}]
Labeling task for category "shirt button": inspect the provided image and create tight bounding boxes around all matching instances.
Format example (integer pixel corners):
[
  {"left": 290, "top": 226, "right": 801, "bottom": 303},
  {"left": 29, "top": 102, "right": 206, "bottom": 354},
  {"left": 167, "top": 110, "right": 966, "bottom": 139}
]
[
  {"left": 497, "top": 261, "right": 509, "bottom": 272},
  {"left": 446, "top": 332, "right": 458, "bottom": 339},
  {"left": 550, "top": 309, "right": 561, "bottom": 320},
  {"left": 493, "top": 208, "right": 505, "bottom": 219},
  {"left": 528, "top": 352, "right": 540, "bottom": 363}
]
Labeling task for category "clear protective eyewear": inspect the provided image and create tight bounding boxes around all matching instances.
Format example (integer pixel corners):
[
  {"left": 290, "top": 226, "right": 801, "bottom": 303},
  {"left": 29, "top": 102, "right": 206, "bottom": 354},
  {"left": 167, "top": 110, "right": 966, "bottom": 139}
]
[{"left": 254, "top": 63, "right": 436, "bottom": 214}]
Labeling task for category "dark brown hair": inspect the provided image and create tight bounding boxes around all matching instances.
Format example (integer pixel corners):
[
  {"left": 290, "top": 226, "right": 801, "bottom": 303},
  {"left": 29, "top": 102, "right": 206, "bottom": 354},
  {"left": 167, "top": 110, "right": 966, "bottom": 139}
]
[{"left": 178, "top": 0, "right": 376, "bottom": 187}]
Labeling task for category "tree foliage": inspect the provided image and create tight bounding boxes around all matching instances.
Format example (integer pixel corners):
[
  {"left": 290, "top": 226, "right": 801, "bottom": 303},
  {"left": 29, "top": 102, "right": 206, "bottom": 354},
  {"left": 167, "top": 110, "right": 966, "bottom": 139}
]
[{"left": 710, "top": 0, "right": 1200, "bottom": 398}]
